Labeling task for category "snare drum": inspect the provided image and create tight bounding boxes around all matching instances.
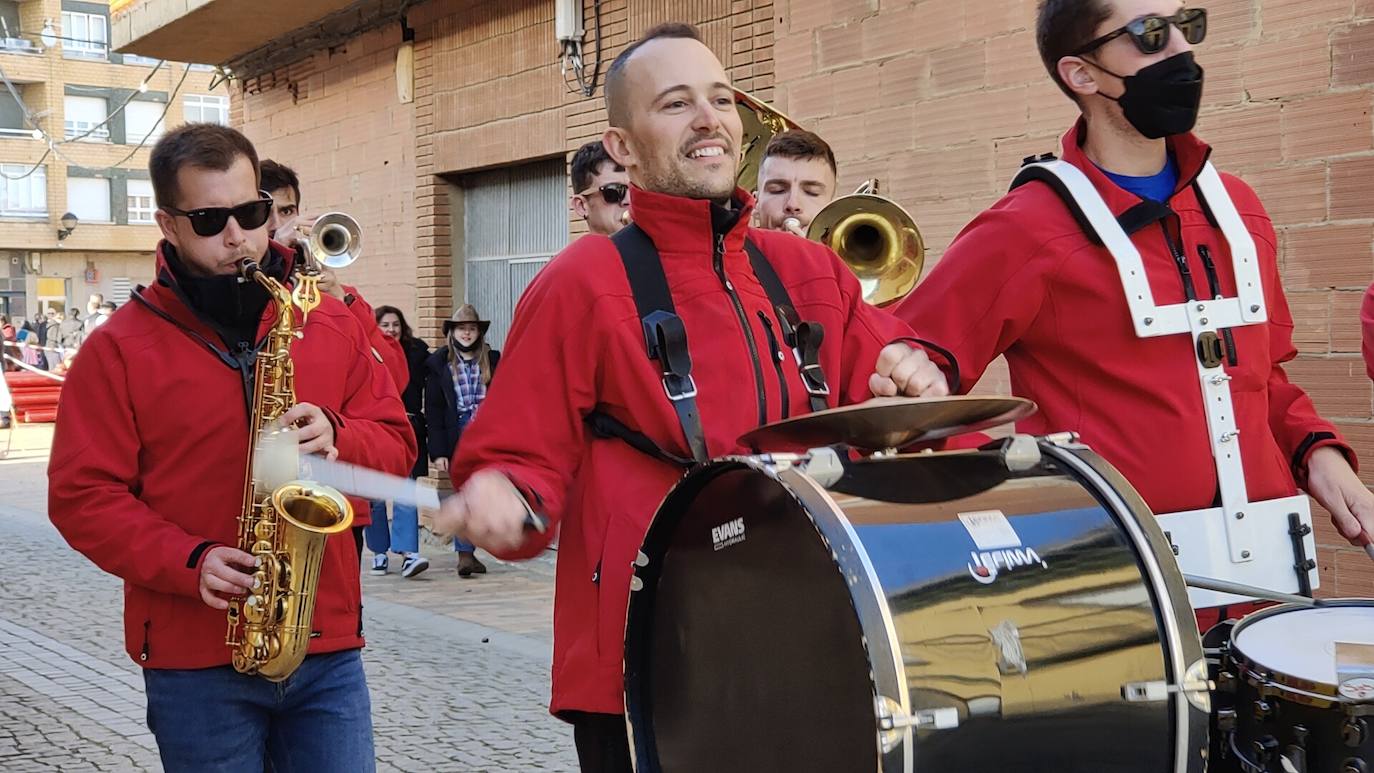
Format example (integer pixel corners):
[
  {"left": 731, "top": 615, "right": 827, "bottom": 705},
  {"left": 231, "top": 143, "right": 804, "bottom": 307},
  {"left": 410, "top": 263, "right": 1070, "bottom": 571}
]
[
  {"left": 1214, "top": 601, "right": 1374, "bottom": 773},
  {"left": 624, "top": 436, "right": 1209, "bottom": 773}
]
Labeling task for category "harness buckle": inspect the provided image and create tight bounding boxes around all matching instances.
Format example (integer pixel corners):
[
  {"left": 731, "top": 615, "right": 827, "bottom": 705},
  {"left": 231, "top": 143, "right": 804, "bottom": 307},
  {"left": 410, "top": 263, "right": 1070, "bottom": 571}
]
[
  {"left": 799, "top": 363, "right": 831, "bottom": 396},
  {"left": 662, "top": 372, "right": 698, "bottom": 402}
]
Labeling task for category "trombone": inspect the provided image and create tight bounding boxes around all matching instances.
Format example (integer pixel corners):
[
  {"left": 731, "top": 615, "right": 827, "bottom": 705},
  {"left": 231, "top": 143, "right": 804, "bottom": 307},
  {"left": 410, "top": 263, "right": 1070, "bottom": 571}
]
[{"left": 734, "top": 89, "right": 924, "bottom": 307}]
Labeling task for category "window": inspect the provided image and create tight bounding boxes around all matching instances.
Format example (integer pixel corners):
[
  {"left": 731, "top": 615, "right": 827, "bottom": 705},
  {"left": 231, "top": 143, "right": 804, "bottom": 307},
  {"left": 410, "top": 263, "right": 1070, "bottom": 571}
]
[
  {"left": 183, "top": 94, "right": 228, "bottom": 126},
  {"left": 123, "top": 53, "right": 160, "bottom": 67},
  {"left": 61, "top": 11, "right": 107, "bottom": 60},
  {"left": 124, "top": 101, "right": 165, "bottom": 144},
  {"left": 0, "top": 90, "right": 29, "bottom": 138},
  {"left": 126, "top": 178, "right": 154, "bottom": 224},
  {"left": 0, "top": 2, "right": 33, "bottom": 54},
  {"left": 460, "top": 160, "right": 568, "bottom": 348},
  {"left": 67, "top": 176, "right": 111, "bottom": 223},
  {"left": 0, "top": 164, "right": 46, "bottom": 217},
  {"left": 64, "top": 96, "right": 109, "bottom": 142}
]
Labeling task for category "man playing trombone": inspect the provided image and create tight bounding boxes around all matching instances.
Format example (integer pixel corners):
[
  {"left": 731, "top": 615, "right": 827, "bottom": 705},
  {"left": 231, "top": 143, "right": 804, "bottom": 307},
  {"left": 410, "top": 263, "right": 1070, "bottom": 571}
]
[{"left": 753, "top": 129, "right": 838, "bottom": 238}]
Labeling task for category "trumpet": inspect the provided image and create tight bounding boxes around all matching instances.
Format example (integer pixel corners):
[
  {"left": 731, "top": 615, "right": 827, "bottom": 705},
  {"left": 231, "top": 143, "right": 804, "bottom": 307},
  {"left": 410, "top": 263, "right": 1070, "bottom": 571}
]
[
  {"left": 301, "top": 212, "right": 362, "bottom": 270},
  {"left": 285, "top": 212, "right": 362, "bottom": 317}
]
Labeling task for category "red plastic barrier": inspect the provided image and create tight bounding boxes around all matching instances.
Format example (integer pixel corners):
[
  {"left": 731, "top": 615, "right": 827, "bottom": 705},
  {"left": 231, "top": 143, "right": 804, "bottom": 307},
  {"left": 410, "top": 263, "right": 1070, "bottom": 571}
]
[
  {"left": 5, "top": 370, "right": 62, "bottom": 423},
  {"left": 20, "top": 409, "right": 57, "bottom": 423}
]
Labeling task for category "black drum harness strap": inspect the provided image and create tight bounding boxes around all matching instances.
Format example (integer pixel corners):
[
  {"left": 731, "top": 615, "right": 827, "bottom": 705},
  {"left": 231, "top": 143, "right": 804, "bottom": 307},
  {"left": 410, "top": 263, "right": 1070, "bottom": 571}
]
[{"left": 587, "top": 223, "right": 830, "bottom": 468}]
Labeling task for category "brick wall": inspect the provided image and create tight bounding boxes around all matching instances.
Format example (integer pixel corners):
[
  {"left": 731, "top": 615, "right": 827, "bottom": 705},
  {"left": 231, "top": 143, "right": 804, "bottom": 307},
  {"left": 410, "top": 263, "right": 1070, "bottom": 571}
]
[
  {"left": 233, "top": 0, "right": 1374, "bottom": 594},
  {"left": 236, "top": 24, "right": 418, "bottom": 318},
  {"left": 773, "top": 0, "right": 1374, "bottom": 594}
]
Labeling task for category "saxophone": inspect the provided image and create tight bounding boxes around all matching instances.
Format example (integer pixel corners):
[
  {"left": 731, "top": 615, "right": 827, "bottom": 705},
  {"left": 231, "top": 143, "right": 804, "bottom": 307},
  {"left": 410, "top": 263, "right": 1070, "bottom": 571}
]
[{"left": 225, "top": 258, "right": 354, "bottom": 682}]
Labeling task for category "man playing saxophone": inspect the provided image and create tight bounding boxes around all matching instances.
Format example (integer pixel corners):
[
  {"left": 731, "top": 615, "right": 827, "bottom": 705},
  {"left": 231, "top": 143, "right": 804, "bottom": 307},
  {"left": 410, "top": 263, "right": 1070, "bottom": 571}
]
[{"left": 47, "top": 123, "right": 413, "bottom": 773}]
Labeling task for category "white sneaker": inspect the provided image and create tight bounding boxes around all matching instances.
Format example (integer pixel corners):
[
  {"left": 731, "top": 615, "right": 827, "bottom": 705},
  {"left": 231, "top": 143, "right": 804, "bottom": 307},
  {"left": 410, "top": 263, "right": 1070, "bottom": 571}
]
[
  {"left": 370, "top": 554, "right": 388, "bottom": 576},
  {"left": 400, "top": 554, "right": 430, "bottom": 578}
]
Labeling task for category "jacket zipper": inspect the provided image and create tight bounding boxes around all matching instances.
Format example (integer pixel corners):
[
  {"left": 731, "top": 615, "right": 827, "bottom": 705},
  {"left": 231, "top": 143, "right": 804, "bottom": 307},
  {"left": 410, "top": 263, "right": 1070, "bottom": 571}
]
[
  {"left": 1160, "top": 219, "right": 1199, "bottom": 302},
  {"left": 757, "top": 311, "right": 790, "bottom": 420},
  {"left": 140, "top": 621, "right": 150, "bottom": 662},
  {"left": 1197, "top": 244, "right": 1239, "bottom": 366},
  {"left": 714, "top": 233, "right": 767, "bottom": 426}
]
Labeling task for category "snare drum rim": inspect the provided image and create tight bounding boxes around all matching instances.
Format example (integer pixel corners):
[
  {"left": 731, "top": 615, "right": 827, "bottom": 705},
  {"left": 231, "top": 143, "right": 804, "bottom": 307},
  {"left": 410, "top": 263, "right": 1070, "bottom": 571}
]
[{"left": 1227, "top": 598, "right": 1374, "bottom": 708}]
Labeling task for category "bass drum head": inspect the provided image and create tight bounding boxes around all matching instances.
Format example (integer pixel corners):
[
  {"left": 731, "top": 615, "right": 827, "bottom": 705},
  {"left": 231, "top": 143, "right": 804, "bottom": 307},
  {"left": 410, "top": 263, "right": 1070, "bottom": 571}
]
[{"left": 624, "top": 462, "right": 879, "bottom": 773}]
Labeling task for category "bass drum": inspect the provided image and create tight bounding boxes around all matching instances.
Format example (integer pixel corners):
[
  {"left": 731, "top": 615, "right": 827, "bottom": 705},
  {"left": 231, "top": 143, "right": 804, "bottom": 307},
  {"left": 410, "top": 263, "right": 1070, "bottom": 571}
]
[{"left": 624, "top": 436, "right": 1208, "bottom": 773}]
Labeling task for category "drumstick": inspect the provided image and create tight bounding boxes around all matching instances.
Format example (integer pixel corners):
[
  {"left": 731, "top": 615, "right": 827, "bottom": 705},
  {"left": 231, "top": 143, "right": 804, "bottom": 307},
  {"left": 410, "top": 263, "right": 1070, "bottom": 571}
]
[
  {"left": 255, "top": 429, "right": 546, "bottom": 533},
  {"left": 1183, "top": 574, "right": 1325, "bottom": 607},
  {"left": 1364, "top": 542, "right": 1374, "bottom": 563}
]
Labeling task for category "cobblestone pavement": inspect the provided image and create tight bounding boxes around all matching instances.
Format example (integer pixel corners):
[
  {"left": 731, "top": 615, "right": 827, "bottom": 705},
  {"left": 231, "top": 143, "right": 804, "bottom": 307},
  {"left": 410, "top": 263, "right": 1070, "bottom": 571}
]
[{"left": 0, "top": 427, "right": 577, "bottom": 772}]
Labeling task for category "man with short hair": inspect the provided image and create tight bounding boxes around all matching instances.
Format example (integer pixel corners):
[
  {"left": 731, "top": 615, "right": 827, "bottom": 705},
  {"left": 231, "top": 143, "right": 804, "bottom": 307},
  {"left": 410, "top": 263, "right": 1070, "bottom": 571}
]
[
  {"left": 48, "top": 123, "right": 412, "bottom": 772},
  {"left": 569, "top": 139, "right": 630, "bottom": 236},
  {"left": 753, "top": 129, "right": 838, "bottom": 237},
  {"left": 435, "top": 23, "right": 947, "bottom": 772},
  {"left": 897, "top": 1, "right": 1369, "bottom": 626},
  {"left": 259, "top": 158, "right": 406, "bottom": 391}
]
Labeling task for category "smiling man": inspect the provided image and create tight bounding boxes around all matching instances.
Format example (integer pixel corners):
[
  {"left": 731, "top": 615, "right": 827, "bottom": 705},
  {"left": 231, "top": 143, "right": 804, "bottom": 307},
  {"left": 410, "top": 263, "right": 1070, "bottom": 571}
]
[
  {"left": 432, "top": 22, "right": 946, "bottom": 772},
  {"left": 896, "top": 1, "right": 1369, "bottom": 626}
]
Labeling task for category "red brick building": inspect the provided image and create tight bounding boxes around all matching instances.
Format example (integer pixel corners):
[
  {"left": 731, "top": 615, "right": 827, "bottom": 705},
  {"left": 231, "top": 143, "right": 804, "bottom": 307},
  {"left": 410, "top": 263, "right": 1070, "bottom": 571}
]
[{"left": 113, "top": 0, "right": 1374, "bottom": 593}]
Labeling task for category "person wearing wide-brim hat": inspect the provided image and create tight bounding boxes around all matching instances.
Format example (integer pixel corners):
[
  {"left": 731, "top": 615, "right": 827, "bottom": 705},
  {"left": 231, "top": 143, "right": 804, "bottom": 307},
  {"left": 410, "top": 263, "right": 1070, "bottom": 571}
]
[{"left": 424, "top": 304, "right": 501, "bottom": 577}]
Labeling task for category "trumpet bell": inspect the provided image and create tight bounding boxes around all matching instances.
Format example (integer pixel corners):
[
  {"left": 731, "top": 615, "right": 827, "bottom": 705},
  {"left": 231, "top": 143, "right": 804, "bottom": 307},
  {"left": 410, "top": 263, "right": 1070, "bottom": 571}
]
[
  {"left": 807, "top": 194, "right": 924, "bottom": 307},
  {"left": 308, "top": 212, "right": 362, "bottom": 269}
]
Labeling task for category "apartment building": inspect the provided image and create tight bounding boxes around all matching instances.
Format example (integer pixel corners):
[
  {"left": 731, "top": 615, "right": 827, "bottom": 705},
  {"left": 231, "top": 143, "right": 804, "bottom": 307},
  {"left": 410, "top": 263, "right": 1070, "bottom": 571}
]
[{"left": 0, "top": 0, "right": 229, "bottom": 320}]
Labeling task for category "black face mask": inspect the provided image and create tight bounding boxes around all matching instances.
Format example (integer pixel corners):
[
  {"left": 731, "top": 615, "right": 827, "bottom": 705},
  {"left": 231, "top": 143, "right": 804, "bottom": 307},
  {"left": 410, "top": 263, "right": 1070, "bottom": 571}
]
[
  {"left": 451, "top": 337, "right": 480, "bottom": 354},
  {"left": 1091, "top": 52, "right": 1204, "bottom": 139}
]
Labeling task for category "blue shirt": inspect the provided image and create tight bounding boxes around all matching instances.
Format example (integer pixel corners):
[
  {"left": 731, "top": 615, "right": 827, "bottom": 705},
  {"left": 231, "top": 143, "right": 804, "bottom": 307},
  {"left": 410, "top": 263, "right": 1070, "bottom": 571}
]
[{"left": 1098, "top": 155, "right": 1179, "bottom": 203}]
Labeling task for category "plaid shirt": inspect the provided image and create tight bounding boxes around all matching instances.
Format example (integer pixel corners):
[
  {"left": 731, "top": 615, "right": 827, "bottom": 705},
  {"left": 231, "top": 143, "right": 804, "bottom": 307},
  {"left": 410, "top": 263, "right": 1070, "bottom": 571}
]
[{"left": 451, "top": 356, "right": 486, "bottom": 414}]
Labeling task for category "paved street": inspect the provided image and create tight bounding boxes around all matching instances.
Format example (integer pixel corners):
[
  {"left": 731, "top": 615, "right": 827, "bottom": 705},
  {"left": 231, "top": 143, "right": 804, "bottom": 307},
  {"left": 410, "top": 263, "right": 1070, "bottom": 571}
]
[{"left": 0, "top": 425, "right": 577, "bottom": 772}]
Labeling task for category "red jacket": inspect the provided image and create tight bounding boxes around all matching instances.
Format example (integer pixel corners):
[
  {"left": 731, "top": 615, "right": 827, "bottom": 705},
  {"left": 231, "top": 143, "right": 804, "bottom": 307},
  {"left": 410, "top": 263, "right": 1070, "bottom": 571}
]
[
  {"left": 339, "top": 282, "right": 408, "bottom": 394},
  {"left": 451, "top": 186, "right": 918, "bottom": 715},
  {"left": 896, "top": 121, "right": 1351, "bottom": 515},
  {"left": 48, "top": 241, "right": 413, "bottom": 670}
]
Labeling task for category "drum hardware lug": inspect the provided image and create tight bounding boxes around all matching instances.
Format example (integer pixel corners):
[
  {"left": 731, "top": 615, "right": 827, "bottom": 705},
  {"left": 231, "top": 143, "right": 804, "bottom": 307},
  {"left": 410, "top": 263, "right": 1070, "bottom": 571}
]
[
  {"left": 1001, "top": 434, "right": 1042, "bottom": 472},
  {"left": 634, "top": 551, "right": 649, "bottom": 568},
  {"left": 1251, "top": 736, "right": 1279, "bottom": 766},
  {"left": 1342, "top": 759, "right": 1368, "bottom": 773},
  {"left": 1344, "top": 717, "right": 1368, "bottom": 746},
  {"left": 799, "top": 446, "right": 844, "bottom": 488},
  {"left": 1122, "top": 663, "right": 1213, "bottom": 712},
  {"left": 1216, "top": 708, "right": 1237, "bottom": 732},
  {"left": 1284, "top": 725, "right": 1309, "bottom": 773},
  {"left": 1042, "top": 431, "right": 1080, "bottom": 448},
  {"left": 1253, "top": 698, "right": 1276, "bottom": 721},
  {"left": 877, "top": 707, "right": 960, "bottom": 732}
]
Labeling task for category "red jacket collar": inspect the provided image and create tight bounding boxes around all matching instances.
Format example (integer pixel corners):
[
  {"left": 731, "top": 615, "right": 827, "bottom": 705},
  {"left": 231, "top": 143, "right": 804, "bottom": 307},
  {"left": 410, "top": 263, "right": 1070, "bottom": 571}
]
[
  {"left": 626, "top": 185, "right": 757, "bottom": 257},
  {"left": 142, "top": 239, "right": 298, "bottom": 347},
  {"left": 1058, "top": 118, "right": 1213, "bottom": 212}
]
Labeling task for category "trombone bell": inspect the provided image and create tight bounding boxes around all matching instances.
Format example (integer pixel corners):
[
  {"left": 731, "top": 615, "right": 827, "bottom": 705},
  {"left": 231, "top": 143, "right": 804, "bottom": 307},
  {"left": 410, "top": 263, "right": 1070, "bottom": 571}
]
[
  {"left": 306, "top": 212, "right": 362, "bottom": 269},
  {"left": 807, "top": 194, "right": 924, "bottom": 307}
]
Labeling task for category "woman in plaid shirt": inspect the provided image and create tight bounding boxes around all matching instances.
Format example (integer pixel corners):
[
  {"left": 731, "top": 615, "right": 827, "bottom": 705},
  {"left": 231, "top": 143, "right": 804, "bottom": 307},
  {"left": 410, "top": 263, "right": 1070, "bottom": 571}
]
[{"left": 424, "top": 304, "right": 501, "bottom": 577}]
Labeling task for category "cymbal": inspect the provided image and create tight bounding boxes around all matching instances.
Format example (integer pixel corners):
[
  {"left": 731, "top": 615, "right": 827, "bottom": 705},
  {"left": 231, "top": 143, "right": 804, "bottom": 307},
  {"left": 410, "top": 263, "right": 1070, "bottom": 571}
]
[{"left": 738, "top": 395, "right": 1036, "bottom": 452}]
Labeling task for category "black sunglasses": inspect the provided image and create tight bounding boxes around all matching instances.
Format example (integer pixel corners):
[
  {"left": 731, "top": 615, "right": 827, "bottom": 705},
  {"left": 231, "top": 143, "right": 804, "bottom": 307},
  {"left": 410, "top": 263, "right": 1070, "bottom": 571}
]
[
  {"left": 162, "top": 196, "right": 274, "bottom": 237},
  {"left": 581, "top": 182, "right": 628, "bottom": 205},
  {"left": 1074, "top": 8, "right": 1208, "bottom": 56}
]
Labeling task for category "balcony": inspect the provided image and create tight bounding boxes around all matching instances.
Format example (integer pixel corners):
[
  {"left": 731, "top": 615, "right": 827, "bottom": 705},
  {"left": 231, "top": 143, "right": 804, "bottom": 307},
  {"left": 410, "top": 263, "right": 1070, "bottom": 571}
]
[
  {"left": 109, "top": 0, "right": 361, "bottom": 65},
  {"left": 0, "top": 37, "right": 41, "bottom": 56}
]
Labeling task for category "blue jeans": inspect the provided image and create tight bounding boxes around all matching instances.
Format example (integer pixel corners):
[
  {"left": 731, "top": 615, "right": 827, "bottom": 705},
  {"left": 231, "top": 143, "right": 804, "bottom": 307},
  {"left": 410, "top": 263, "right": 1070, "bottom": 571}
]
[
  {"left": 364, "top": 499, "right": 420, "bottom": 555},
  {"left": 143, "top": 649, "right": 375, "bottom": 773}
]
